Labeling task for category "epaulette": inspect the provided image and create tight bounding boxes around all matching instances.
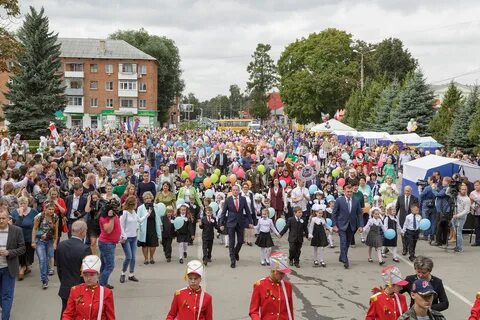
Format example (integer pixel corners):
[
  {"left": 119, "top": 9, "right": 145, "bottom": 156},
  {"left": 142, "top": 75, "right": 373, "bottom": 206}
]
[
  {"left": 175, "top": 290, "right": 181, "bottom": 296},
  {"left": 253, "top": 280, "right": 261, "bottom": 288},
  {"left": 476, "top": 291, "right": 480, "bottom": 300},
  {"left": 370, "top": 292, "right": 382, "bottom": 302}
]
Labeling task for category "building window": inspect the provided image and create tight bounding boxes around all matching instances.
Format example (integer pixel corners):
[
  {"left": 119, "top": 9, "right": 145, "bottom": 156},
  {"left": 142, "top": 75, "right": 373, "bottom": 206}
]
[
  {"left": 139, "top": 83, "right": 147, "bottom": 92},
  {"left": 67, "top": 96, "right": 83, "bottom": 106},
  {"left": 119, "top": 80, "right": 137, "bottom": 90},
  {"left": 90, "top": 64, "right": 98, "bottom": 73},
  {"left": 120, "top": 63, "right": 136, "bottom": 73},
  {"left": 106, "top": 98, "right": 114, "bottom": 108},
  {"left": 90, "top": 98, "right": 98, "bottom": 107},
  {"left": 91, "top": 116, "right": 98, "bottom": 128},
  {"left": 139, "top": 99, "right": 146, "bottom": 109},
  {"left": 67, "top": 63, "right": 83, "bottom": 71},
  {"left": 71, "top": 116, "right": 82, "bottom": 128},
  {"left": 68, "top": 80, "right": 83, "bottom": 89},
  {"left": 90, "top": 81, "right": 98, "bottom": 90},
  {"left": 120, "top": 99, "right": 134, "bottom": 108},
  {"left": 139, "top": 64, "right": 147, "bottom": 75},
  {"left": 7, "top": 61, "right": 15, "bottom": 70},
  {"left": 105, "top": 64, "right": 113, "bottom": 74},
  {"left": 106, "top": 81, "right": 113, "bottom": 91}
]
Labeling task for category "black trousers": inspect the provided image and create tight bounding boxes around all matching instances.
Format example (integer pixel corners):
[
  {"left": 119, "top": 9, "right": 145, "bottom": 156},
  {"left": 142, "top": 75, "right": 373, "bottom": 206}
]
[
  {"left": 405, "top": 229, "right": 419, "bottom": 258},
  {"left": 288, "top": 241, "right": 303, "bottom": 263},
  {"left": 436, "top": 214, "right": 450, "bottom": 245},
  {"left": 162, "top": 237, "right": 173, "bottom": 259},
  {"left": 202, "top": 239, "right": 213, "bottom": 260},
  {"left": 19, "top": 242, "right": 34, "bottom": 267},
  {"left": 61, "top": 297, "right": 68, "bottom": 319},
  {"left": 475, "top": 216, "right": 480, "bottom": 245},
  {"left": 228, "top": 224, "right": 245, "bottom": 263}
]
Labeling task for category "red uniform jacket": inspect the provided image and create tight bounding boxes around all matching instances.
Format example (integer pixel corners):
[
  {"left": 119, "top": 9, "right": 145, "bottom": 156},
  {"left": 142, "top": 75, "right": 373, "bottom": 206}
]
[
  {"left": 365, "top": 290, "right": 408, "bottom": 320},
  {"left": 249, "top": 277, "right": 294, "bottom": 320},
  {"left": 62, "top": 284, "right": 115, "bottom": 320},
  {"left": 166, "top": 286, "right": 213, "bottom": 320},
  {"left": 469, "top": 293, "right": 480, "bottom": 320}
]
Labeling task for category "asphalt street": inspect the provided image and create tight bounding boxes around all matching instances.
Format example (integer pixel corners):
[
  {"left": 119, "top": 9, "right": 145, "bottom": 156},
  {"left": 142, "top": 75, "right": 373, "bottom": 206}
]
[{"left": 11, "top": 233, "right": 479, "bottom": 319}]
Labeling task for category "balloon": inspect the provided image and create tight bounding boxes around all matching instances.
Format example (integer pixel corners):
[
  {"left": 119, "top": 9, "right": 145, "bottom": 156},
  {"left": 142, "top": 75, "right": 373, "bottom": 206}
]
[
  {"left": 326, "top": 195, "right": 335, "bottom": 203},
  {"left": 176, "top": 199, "right": 185, "bottom": 207},
  {"left": 205, "top": 189, "right": 214, "bottom": 198},
  {"left": 210, "top": 174, "right": 219, "bottom": 184},
  {"left": 173, "top": 217, "right": 185, "bottom": 230},
  {"left": 156, "top": 203, "right": 166, "bottom": 216},
  {"left": 257, "top": 164, "right": 266, "bottom": 174},
  {"left": 237, "top": 168, "right": 245, "bottom": 179},
  {"left": 384, "top": 229, "right": 396, "bottom": 240},
  {"left": 419, "top": 219, "right": 431, "bottom": 231},
  {"left": 181, "top": 171, "right": 189, "bottom": 179},
  {"left": 332, "top": 169, "right": 340, "bottom": 178},
  {"left": 268, "top": 207, "right": 276, "bottom": 218},
  {"left": 308, "top": 160, "right": 315, "bottom": 166},
  {"left": 280, "top": 180, "right": 286, "bottom": 188},
  {"left": 214, "top": 168, "right": 221, "bottom": 176},
  {"left": 294, "top": 170, "right": 299, "bottom": 179},
  {"left": 232, "top": 165, "right": 239, "bottom": 174},
  {"left": 352, "top": 159, "right": 358, "bottom": 166},
  {"left": 229, "top": 174, "right": 237, "bottom": 184},
  {"left": 275, "top": 218, "right": 286, "bottom": 231},
  {"left": 251, "top": 154, "right": 257, "bottom": 161},
  {"left": 209, "top": 202, "right": 219, "bottom": 214},
  {"left": 308, "top": 184, "right": 318, "bottom": 194},
  {"left": 220, "top": 175, "right": 228, "bottom": 183},
  {"left": 378, "top": 160, "right": 384, "bottom": 168},
  {"left": 341, "top": 152, "right": 350, "bottom": 161},
  {"left": 337, "top": 178, "right": 346, "bottom": 187},
  {"left": 270, "top": 169, "right": 275, "bottom": 177},
  {"left": 188, "top": 170, "right": 196, "bottom": 180},
  {"left": 203, "top": 177, "right": 212, "bottom": 188},
  {"left": 326, "top": 218, "right": 333, "bottom": 227}
]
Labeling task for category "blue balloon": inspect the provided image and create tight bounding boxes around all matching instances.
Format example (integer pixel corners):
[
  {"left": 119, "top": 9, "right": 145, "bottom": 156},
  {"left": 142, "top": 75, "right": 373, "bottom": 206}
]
[
  {"left": 275, "top": 218, "right": 286, "bottom": 231},
  {"left": 167, "top": 141, "right": 173, "bottom": 147},
  {"left": 205, "top": 189, "right": 214, "bottom": 199},
  {"left": 175, "top": 141, "right": 181, "bottom": 147},
  {"left": 182, "top": 142, "right": 188, "bottom": 148},
  {"left": 206, "top": 146, "right": 212, "bottom": 153},
  {"left": 308, "top": 184, "right": 318, "bottom": 195},
  {"left": 326, "top": 218, "right": 333, "bottom": 227},
  {"left": 173, "top": 217, "right": 185, "bottom": 230},
  {"left": 268, "top": 207, "right": 276, "bottom": 218},
  {"left": 384, "top": 229, "right": 396, "bottom": 240},
  {"left": 326, "top": 195, "right": 335, "bottom": 203},
  {"left": 209, "top": 202, "right": 219, "bottom": 214},
  {"left": 419, "top": 219, "right": 431, "bottom": 231},
  {"left": 176, "top": 199, "right": 185, "bottom": 207},
  {"left": 156, "top": 203, "right": 166, "bottom": 216},
  {"left": 280, "top": 180, "right": 286, "bottom": 188}
]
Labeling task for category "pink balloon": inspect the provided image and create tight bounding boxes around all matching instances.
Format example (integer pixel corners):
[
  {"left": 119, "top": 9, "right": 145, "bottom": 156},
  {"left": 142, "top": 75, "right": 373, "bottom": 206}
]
[
  {"left": 232, "top": 165, "right": 239, "bottom": 174},
  {"left": 337, "top": 178, "right": 346, "bottom": 187},
  {"left": 308, "top": 160, "right": 315, "bottom": 166},
  {"left": 294, "top": 170, "right": 300, "bottom": 179},
  {"left": 237, "top": 168, "right": 245, "bottom": 179},
  {"left": 352, "top": 159, "right": 358, "bottom": 166},
  {"left": 378, "top": 160, "right": 384, "bottom": 167},
  {"left": 189, "top": 170, "right": 196, "bottom": 180},
  {"left": 251, "top": 154, "right": 256, "bottom": 161},
  {"left": 276, "top": 156, "right": 283, "bottom": 163}
]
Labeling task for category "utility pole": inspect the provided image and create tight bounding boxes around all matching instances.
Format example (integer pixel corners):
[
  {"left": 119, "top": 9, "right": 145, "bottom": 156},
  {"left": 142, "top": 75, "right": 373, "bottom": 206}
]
[{"left": 353, "top": 48, "right": 376, "bottom": 92}]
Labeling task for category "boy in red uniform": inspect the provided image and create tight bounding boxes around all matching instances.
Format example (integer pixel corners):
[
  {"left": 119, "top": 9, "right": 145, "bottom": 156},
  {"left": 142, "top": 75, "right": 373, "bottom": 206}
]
[
  {"left": 166, "top": 260, "right": 213, "bottom": 320},
  {"left": 470, "top": 292, "right": 480, "bottom": 320},
  {"left": 249, "top": 252, "right": 294, "bottom": 320},
  {"left": 366, "top": 265, "right": 408, "bottom": 320}
]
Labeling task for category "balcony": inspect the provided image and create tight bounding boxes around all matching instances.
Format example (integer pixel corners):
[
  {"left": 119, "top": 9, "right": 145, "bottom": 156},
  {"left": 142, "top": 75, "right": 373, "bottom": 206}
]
[
  {"left": 118, "top": 89, "right": 138, "bottom": 97},
  {"left": 64, "top": 105, "right": 84, "bottom": 114},
  {"left": 64, "top": 71, "right": 84, "bottom": 78},
  {"left": 118, "top": 72, "right": 137, "bottom": 80},
  {"left": 65, "top": 88, "right": 84, "bottom": 96}
]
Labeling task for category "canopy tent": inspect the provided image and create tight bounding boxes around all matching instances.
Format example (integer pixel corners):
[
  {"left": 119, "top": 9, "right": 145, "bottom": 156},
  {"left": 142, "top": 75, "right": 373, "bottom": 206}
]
[
  {"left": 389, "top": 133, "right": 421, "bottom": 145},
  {"left": 417, "top": 136, "right": 437, "bottom": 143},
  {"left": 402, "top": 155, "right": 480, "bottom": 197},
  {"left": 416, "top": 141, "right": 444, "bottom": 150},
  {"left": 310, "top": 119, "right": 356, "bottom": 133},
  {"left": 355, "top": 131, "right": 392, "bottom": 146}
]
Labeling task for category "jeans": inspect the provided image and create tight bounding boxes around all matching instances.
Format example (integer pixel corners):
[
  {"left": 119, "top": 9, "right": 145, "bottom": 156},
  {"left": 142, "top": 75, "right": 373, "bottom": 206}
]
[
  {"left": 121, "top": 237, "right": 137, "bottom": 273},
  {"left": 35, "top": 239, "right": 54, "bottom": 283},
  {"left": 0, "top": 267, "right": 15, "bottom": 320},
  {"left": 99, "top": 241, "right": 116, "bottom": 286},
  {"left": 453, "top": 216, "right": 467, "bottom": 250}
]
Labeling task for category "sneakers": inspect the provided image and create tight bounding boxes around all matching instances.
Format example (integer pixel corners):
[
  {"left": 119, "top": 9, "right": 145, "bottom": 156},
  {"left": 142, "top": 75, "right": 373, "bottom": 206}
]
[
  {"left": 320, "top": 261, "right": 326, "bottom": 267},
  {"left": 314, "top": 260, "right": 319, "bottom": 267},
  {"left": 393, "top": 257, "right": 400, "bottom": 263},
  {"left": 120, "top": 274, "right": 126, "bottom": 283},
  {"left": 261, "top": 261, "right": 266, "bottom": 266},
  {"left": 42, "top": 281, "right": 48, "bottom": 289},
  {"left": 454, "top": 248, "right": 464, "bottom": 253},
  {"left": 128, "top": 276, "right": 139, "bottom": 282},
  {"left": 48, "top": 269, "right": 54, "bottom": 276},
  {"left": 105, "top": 284, "right": 114, "bottom": 290},
  {"left": 379, "top": 261, "right": 385, "bottom": 265}
]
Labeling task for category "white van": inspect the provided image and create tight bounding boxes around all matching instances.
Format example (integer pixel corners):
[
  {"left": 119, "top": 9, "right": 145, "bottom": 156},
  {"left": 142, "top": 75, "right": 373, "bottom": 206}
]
[{"left": 248, "top": 120, "right": 261, "bottom": 131}]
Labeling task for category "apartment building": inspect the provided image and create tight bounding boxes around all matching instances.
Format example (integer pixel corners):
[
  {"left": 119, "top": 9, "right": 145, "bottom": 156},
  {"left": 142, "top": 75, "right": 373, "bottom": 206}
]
[{"left": 1, "top": 38, "right": 158, "bottom": 129}]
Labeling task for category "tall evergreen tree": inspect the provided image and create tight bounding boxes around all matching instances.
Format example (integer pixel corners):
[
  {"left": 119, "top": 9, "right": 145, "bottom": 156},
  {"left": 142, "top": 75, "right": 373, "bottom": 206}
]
[
  {"left": 373, "top": 80, "right": 399, "bottom": 132},
  {"left": 4, "top": 7, "right": 65, "bottom": 138},
  {"left": 429, "top": 82, "right": 463, "bottom": 145},
  {"left": 389, "top": 70, "right": 434, "bottom": 134},
  {"left": 448, "top": 86, "right": 478, "bottom": 150},
  {"left": 343, "top": 88, "right": 363, "bottom": 128},
  {"left": 357, "top": 79, "right": 386, "bottom": 130},
  {"left": 468, "top": 94, "right": 480, "bottom": 149}
]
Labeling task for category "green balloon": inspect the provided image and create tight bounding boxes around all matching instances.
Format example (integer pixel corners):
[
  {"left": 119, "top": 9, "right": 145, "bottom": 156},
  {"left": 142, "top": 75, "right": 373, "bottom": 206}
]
[
  {"left": 214, "top": 168, "right": 221, "bottom": 176},
  {"left": 332, "top": 169, "right": 340, "bottom": 178},
  {"left": 220, "top": 175, "right": 228, "bottom": 183},
  {"left": 210, "top": 174, "right": 219, "bottom": 184},
  {"left": 257, "top": 164, "right": 266, "bottom": 174},
  {"left": 181, "top": 171, "right": 189, "bottom": 179}
]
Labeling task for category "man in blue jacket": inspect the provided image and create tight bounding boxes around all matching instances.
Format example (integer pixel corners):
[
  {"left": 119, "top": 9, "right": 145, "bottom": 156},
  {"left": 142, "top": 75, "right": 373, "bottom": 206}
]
[{"left": 431, "top": 177, "right": 452, "bottom": 246}]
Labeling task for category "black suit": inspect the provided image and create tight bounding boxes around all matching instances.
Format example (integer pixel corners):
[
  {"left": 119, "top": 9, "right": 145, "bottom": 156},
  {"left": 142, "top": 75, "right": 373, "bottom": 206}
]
[
  {"left": 280, "top": 216, "right": 308, "bottom": 263},
  {"left": 395, "top": 194, "right": 419, "bottom": 254},
  {"left": 213, "top": 153, "right": 229, "bottom": 174},
  {"left": 65, "top": 195, "right": 88, "bottom": 238},
  {"left": 199, "top": 216, "right": 217, "bottom": 261},
  {"left": 161, "top": 216, "right": 175, "bottom": 260},
  {"left": 56, "top": 236, "right": 91, "bottom": 316}
]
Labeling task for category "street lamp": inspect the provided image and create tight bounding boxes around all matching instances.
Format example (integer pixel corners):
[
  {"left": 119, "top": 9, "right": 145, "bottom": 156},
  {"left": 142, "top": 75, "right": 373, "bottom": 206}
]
[{"left": 353, "top": 48, "right": 376, "bottom": 92}]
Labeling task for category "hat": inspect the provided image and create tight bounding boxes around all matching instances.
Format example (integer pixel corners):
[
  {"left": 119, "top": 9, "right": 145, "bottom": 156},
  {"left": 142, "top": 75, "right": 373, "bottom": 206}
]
[
  {"left": 411, "top": 279, "right": 436, "bottom": 295},
  {"left": 311, "top": 204, "right": 326, "bottom": 212},
  {"left": 381, "top": 266, "right": 408, "bottom": 287},
  {"left": 82, "top": 255, "right": 101, "bottom": 274},
  {"left": 314, "top": 190, "right": 324, "bottom": 195},
  {"left": 270, "top": 252, "right": 291, "bottom": 274},
  {"left": 254, "top": 193, "right": 264, "bottom": 200},
  {"left": 186, "top": 260, "right": 204, "bottom": 278}
]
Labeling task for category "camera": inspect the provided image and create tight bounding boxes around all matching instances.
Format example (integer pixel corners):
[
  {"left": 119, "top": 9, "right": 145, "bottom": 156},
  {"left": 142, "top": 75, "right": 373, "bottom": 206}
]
[
  {"left": 416, "top": 179, "right": 428, "bottom": 187},
  {"left": 447, "top": 174, "right": 462, "bottom": 197},
  {"left": 101, "top": 199, "right": 121, "bottom": 217}
]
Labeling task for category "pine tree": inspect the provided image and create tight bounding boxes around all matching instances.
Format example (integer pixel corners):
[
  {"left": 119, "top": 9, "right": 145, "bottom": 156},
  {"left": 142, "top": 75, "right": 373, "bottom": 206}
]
[
  {"left": 389, "top": 70, "right": 434, "bottom": 134},
  {"left": 468, "top": 96, "right": 480, "bottom": 150},
  {"left": 357, "top": 79, "right": 386, "bottom": 130},
  {"left": 429, "top": 82, "right": 463, "bottom": 145},
  {"left": 344, "top": 88, "right": 363, "bottom": 128},
  {"left": 373, "top": 80, "right": 400, "bottom": 132},
  {"left": 4, "top": 7, "right": 65, "bottom": 139},
  {"left": 448, "top": 86, "right": 478, "bottom": 150}
]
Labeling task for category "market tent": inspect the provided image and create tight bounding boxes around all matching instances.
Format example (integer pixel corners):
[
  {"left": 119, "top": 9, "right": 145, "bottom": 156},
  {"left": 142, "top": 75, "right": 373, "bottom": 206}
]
[
  {"left": 310, "top": 119, "right": 356, "bottom": 133},
  {"left": 390, "top": 133, "right": 421, "bottom": 145},
  {"left": 356, "top": 131, "right": 392, "bottom": 146},
  {"left": 417, "top": 136, "right": 437, "bottom": 143}
]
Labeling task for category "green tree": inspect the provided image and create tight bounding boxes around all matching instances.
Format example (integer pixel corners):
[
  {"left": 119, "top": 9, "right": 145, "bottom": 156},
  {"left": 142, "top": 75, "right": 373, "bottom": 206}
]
[
  {"left": 0, "top": 0, "right": 21, "bottom": 72},
  {"left": 357, "top": 79, "right": 386, "bottom": 130},
  {"left": 429, "top": 82, "right": 463, "bottom": 145},
  {"left": 4, "top": 6, "right": 65, "bottom": 138},
  {"left": 109, "top": 28, "right": 184, "bottom": 124},
  {"left": 449, "top": 87, "right": 478, "bottom": 150},
  {"left": 373, "top": 80, "right": 400, "bottom": 132},
  {"left": 389, "top": 70, "right": 434, "bottom": 134},
  {"left": 278, "top": 28, "right": 359, "bottom": 123},
  {"left": 246, "top": 43, "right": 277, "bottom": 120},
  {"left": 343, "top": 88, "right": 363, "bottom": 128},
  {"left": 370, "top": 38, "right": 417, "bottom": 83},
  {"left": 228, "top": 84, "right": 244, "bottom": 118}
]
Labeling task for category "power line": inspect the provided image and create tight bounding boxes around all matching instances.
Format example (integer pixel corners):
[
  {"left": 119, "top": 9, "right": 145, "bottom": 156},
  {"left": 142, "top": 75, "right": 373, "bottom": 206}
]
[{"left": 430, "top": 67, "right": 480, "bottom": 84}]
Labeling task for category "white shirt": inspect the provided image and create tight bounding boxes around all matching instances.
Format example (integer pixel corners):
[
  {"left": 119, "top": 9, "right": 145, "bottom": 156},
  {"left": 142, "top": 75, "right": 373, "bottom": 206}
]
[
  {"left": 402, "top": 214, "right": 422, "bottom": 232},
  {"left": 456, "top": 194, "right": 471, "bottom": 219},
  {"left": 254, "top": 217, "right": 279, "bottom": 236},
  {"left": 292, "top": 186, "right": 310, "bottom": 211},
  {"left": 120, "top": 210, "right": 150, "bottom": 238},
  {"left": 69, "top": 196, "right": 81, "bottom": 219},
  {"left": 308, "top": 217, "right": 332, "bottom": 237}
]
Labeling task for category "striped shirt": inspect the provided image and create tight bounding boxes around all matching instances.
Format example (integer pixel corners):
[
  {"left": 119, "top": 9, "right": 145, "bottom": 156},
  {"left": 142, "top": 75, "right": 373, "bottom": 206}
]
[{"left": 0, "top": 227, "right": 8, "bottom": 269}]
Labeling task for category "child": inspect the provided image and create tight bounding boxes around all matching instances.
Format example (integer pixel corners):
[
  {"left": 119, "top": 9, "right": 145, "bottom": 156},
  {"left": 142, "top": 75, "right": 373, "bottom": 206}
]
[
  {"left": 187, "top": 195, "right": 200, "bottom": 246},
  {"left": 254, "top": 208, "right": 280, "bottom": 266},
  {"left": 383, "top": 202, "right": 402, "bottom": 262},
  {"left": 161, "top": 206, "right": 176, "bottom": 262},
  {"left": 199, "top": 206, "right": 217, "bottom": 266},
  {"left": 279, "top": 206, "right": 308, "bottom": 268},
  {"left": 175, "top": 203, "right": 194, "bottom": 264},
  {"left": 325, "top": 197, "right": 335, "bottom": 248},
  {"left": 308, "top": 204, "right": 332, "bottom": 267},
  {"left": 360, "top": 194, "right": 371, "bottom": 243},
  {"left": 402, "top": 204, "right": 421, "bottom": 261},
  {"left": 363, "top": 207, "right": 387, "bottom": 265},
  {"left": 253, "top": 193, "right": 265, "bottom": 222}
]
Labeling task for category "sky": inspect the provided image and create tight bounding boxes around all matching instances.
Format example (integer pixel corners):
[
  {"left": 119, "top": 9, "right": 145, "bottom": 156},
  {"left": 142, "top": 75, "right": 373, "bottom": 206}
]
[{"left": 14, "top": 0, "right": 480, "bottom": 100}]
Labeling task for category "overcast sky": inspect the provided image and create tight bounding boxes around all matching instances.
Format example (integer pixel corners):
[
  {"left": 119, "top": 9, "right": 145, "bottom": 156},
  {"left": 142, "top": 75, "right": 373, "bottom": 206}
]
[{"left": 16, "top": 0, "right": 480, "bottom": 100}]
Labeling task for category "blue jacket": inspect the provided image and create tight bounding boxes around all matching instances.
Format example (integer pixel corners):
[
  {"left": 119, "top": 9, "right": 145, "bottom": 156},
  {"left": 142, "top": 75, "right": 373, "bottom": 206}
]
[
  {"left": 219, "top": 195, "right": 252, "bottom": 228},
  {"left": 420, "top": 185, "right": 436, "bottom": 210},
  {"left": 432, "top": 187, "right": 451, "bottom": 214},
  {"left": 331, "top": 196, "right": 363, "bottom": 232},
  {"left": 137, "top": 203, "right": 163, "bottom": 242}
]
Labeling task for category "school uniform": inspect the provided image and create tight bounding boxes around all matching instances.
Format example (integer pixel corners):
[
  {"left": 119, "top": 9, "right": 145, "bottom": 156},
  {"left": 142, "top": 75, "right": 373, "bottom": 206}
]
[
  {"left": 280, "top": 216, "right": 308, "bottom": 265},
  {"left": 308, "top": 216, "right": 332, "bottom": 265},
  {"left": 254, "top": 217, "right": 279, "bottom": 265},
  {"left": 383, "top": 215, "right": 403, "bottom": 259},
  {"left": 199, "top": 215, "right": 217, "bottom": 263},
  {"left": 161, "top": 215, "right": 176, "bottom": 261},
  {"left": 176, "top": 214, "right": 194, "bottom": 261},
  {"left": 402, "top": 213, "right": 421, "bottom": 260}
]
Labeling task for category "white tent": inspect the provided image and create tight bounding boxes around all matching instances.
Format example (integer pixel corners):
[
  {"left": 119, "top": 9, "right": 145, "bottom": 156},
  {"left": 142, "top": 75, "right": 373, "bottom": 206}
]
[
  {"left": 417, "top": 136, "right": 437, "bottom": 143},
  {"left": 356, "top": 131, "right": 392, "bottom": 145},
  {"left": 310, "top": 119, "right": 356, "bottom": 133},
  {"left": 389, "top": 133, "right": 421, "bottom": 144}
]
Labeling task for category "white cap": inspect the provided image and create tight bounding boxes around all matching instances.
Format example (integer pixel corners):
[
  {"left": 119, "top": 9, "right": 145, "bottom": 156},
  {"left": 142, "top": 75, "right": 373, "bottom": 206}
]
[
  {"left": 82, "top": 255, "right": 101, "bottom": 274},
  {"left": 186, "top": 260, "right": 204, "bottom": 278}
]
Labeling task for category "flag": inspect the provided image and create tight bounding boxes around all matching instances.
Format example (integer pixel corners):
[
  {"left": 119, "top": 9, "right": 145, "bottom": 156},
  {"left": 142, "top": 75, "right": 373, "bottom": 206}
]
[
  {"left": 133, "top": 117, "right": 140, "bottom": 133},
  {"left": 48, "top": 122, "right": 59, "bottom": 141},
  {"left": 127, "top": 120, "right": 132, "bottom": 132}
]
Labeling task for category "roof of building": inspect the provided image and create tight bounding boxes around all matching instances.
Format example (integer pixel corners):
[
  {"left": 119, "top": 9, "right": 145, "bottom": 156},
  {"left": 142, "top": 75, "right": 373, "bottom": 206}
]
[{"left": 58, "top": 38, "right": 156, "bottom": 61}]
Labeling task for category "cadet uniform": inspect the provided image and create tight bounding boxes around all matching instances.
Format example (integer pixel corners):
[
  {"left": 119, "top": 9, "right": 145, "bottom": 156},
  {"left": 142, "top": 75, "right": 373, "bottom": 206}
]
[
  {"left": 398, "top": 280, "right": 446, "bottom": 320},
  {"left": 469, "top": 292, "right": 480, "bottom": 320}
]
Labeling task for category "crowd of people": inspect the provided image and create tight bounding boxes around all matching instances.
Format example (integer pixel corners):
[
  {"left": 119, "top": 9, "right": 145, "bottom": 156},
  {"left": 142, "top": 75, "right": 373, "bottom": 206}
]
[{"left": 0, "top": 125, "right": 479, "bottom": 319}]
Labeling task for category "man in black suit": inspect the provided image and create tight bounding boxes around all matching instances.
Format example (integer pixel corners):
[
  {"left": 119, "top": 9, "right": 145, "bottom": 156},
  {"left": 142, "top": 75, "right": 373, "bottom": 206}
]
[
  {"left": 213, "top": 148, "right": 229, "bottom": 174},
  {"left": 65, "top": 184, "right": 88, "bottom": 238},
  {"left": 280, "top": 206, "right": 308, "bottom": 267},
  {"left": 219, "top": 185, "right": 253, "bottom": 268},
  {"left": 57, "top": 220, "right": 91, "bottom": 317},
  {"left": 395, "top": 186, "right": 419, "bottom": 255}
]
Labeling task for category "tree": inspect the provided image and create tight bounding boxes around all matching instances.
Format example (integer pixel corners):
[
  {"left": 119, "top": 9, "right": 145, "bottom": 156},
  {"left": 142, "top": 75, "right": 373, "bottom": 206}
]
[
  {"left": 228, "top": 84, "right": 243, "bottom": 118},
  {"left": 449, "top": 87, "right": 478, "bottom": 150},
  {"left": 357, "top": 78, "right": 386, "bottom": 130},
  {"left": 388, "top": 70, "right": 435, "bottom": 134},
  {"left": 0, "top": 0, "right": 21, "bottom": 72},
  {"left": 373, "top": 80, "right": 400, "bottom": 132},
  {"left": 109, "top": 28, "right": 184, "bottom": 124},
  {"left": 4, "top": 7, "right": 65, "bottom": 139},
  {"left": 343, "top": 88, "right": 363, "bottom": 128},
  {"left": 246, "top": 43, "right": 278, "bottom": 120},
  {"left": 278, "top": 28, "right": 359, "bottom": 124},
  {"left": 429, "top": 82, "right": 463, "bottom": 145},
  {"left": 370, "top": 38, "right": 417, "bottom": 83}
]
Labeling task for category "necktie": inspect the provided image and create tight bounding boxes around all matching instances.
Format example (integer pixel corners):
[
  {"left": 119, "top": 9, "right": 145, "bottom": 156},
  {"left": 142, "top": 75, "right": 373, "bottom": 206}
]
[
  {"left": 208, "top": 216, "right": 211, "bottom": 223},
  {"left": 405, "top": 196, "right": 410, "bottom": 212},
  {"left": 235, "top": 197, "right": 239, "bottom": 211},
  {"left": 413, "top": 215, "right": 417, "bottom": 230}
]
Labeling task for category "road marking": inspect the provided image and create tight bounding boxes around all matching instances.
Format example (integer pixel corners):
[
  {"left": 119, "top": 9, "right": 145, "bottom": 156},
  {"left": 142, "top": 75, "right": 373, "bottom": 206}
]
[{"left": 397, "top": 255, "right": 473, "bottom": 306}]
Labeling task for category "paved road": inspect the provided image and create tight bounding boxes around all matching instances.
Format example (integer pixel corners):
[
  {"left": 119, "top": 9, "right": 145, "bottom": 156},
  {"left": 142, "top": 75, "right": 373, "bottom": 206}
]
[{"left": 11, "top": 233, "right": 479, "bottom": 319}]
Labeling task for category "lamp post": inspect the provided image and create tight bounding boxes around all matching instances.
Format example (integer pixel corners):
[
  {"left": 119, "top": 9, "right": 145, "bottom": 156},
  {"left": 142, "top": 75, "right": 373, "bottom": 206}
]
[{"left": 353, "top": 48, "right": 376, "bottom": 92}]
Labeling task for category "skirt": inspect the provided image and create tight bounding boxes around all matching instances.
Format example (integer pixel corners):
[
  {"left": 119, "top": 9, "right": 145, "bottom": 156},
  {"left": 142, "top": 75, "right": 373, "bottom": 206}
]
[
  {"left": 310, "top": 223, "right": 328, "bottom": 247},
  {"left": 255, "top": 232, "right": 274, "bottom": 248},
  {"left": 138, "top": 216, "right": 159, "bottom": 247},
  {"left": 365, "top": 225, "right": 383, "bottom": 248}
]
